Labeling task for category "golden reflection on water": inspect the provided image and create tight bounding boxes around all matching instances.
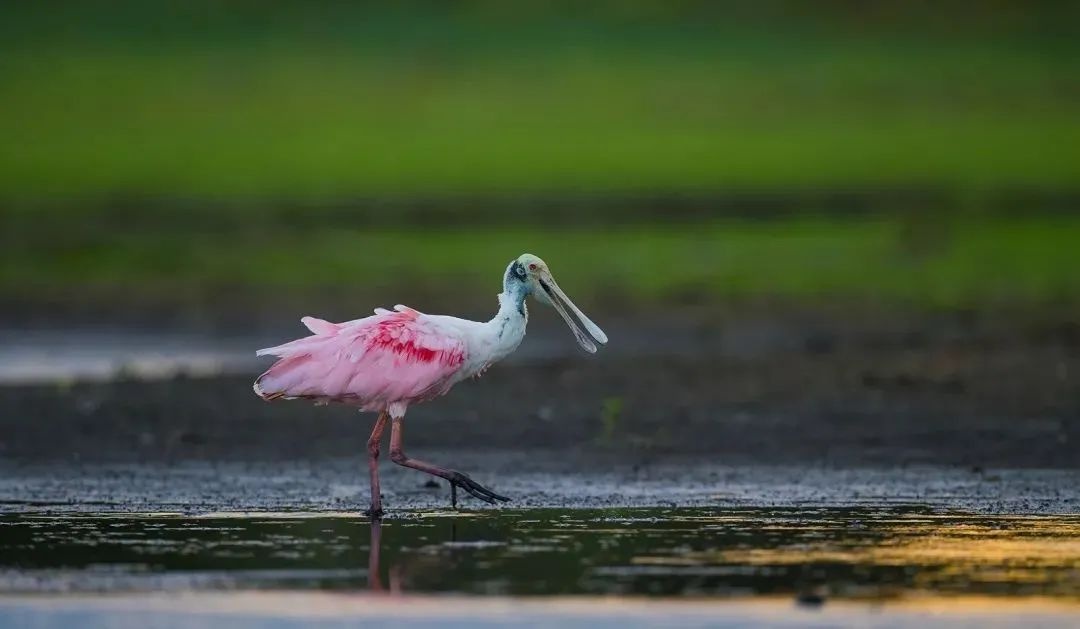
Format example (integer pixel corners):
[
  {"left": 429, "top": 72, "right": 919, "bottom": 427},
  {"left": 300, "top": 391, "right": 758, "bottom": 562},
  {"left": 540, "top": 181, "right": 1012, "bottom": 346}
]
[{"left": 628, "top": 514, "right": 1080, "bottom": 599}]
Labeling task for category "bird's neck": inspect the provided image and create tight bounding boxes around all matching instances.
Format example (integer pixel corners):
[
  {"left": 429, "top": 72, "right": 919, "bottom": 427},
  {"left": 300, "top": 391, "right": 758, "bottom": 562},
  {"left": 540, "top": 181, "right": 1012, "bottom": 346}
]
[
  {"left": 481, "top": 286, "right": 529, "bottom": 359},
  {"left": 491, "top": 286, "right": 528, "bottom": 329},
  {"left": 500, "top": 278, "right": 529, "bottom": 315}
]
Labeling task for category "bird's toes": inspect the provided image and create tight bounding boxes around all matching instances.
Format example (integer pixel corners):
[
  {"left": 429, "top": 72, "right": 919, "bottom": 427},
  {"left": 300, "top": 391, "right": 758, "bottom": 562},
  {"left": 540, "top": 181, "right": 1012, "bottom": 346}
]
[
  {"left": 452, "top": 480, "right": 495, "bottom": 504},
  {"left": 447, "top": 470, "right": 508, "bottom": 505},
  {"left": 465, "top": 480, "right": 509, "bottom": 503}
]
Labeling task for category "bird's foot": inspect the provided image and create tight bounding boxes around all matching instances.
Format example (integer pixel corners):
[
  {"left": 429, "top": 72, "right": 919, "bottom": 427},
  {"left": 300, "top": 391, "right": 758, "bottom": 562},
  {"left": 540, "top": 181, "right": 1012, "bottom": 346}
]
[
  {"left": 445, "top": 470, "right": 510, "bottom": 505},
  {"left": 364, "top": 506, "right": 385, "bottom": 520}
]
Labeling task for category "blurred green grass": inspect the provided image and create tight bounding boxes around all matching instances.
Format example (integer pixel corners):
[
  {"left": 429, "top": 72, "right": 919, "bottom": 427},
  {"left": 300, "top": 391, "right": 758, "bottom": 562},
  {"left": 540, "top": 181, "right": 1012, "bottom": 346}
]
[
  {"left": 3, "top": 2, "right": 1078, "bottom": 312},
  {"left": 2, "top": 1, "right": 1078, "bottom": 203},
  {"left": 6, "top": 216, "right": 1080, "bottom": 309}
]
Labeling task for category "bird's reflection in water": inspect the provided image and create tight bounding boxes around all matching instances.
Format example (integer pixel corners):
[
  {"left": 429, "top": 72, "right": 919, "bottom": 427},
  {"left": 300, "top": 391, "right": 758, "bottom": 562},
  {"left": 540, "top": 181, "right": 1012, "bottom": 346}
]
[
  {"left": 367, "top": 519, "right": 460, "bottom": 595},
  {"left": 366, "top": 520, "right": 394, "bottom": 594}
]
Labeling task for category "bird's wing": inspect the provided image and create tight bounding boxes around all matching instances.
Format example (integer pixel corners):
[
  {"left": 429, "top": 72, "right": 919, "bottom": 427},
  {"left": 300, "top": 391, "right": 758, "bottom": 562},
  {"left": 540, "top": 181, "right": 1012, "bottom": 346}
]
[{"left": 254, "top": 307, "right": 467, "bottom": 410}]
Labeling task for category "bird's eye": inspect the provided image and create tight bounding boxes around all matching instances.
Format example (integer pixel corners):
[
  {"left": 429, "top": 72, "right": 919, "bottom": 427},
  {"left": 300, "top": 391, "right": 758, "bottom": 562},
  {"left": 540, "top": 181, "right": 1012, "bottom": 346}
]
[{"left": 528, "top": 263, "right": 537, "bottom": 271}]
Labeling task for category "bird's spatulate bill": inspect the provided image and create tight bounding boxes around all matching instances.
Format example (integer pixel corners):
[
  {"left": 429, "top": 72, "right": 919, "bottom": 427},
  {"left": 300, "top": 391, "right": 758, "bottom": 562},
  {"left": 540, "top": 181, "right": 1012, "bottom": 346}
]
[{"left": 538, "top": 273, "right": 607, "bottom": 353}]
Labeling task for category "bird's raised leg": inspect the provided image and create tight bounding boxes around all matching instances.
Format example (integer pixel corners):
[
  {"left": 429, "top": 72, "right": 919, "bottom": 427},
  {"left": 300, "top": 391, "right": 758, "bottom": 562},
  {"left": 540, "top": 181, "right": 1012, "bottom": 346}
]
[
  {"left": 365, "top": 411, "right": 390, "bottom": 519},
  {"left": 388, "top": 415, "right": 510, "bottom": 506}
]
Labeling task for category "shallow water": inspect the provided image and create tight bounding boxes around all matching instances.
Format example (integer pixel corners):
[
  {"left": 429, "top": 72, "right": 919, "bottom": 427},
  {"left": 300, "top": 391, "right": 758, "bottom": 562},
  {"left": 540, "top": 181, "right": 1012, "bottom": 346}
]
[{"left": 1, "top": 507, "right": 1077, "bottom": 601}]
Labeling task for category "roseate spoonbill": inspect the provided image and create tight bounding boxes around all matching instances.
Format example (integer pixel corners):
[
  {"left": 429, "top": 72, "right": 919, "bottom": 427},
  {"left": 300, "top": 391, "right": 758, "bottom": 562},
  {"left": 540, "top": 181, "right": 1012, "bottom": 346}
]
[{"left": 253, "top": 254, "right": 607, "bottom": 517}]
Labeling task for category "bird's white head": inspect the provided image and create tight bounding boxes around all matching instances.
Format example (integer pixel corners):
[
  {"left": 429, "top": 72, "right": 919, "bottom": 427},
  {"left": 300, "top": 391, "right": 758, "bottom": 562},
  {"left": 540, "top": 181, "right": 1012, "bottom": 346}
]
[{"left": 505, "top": 253, "right": 608, "bottom": 353}]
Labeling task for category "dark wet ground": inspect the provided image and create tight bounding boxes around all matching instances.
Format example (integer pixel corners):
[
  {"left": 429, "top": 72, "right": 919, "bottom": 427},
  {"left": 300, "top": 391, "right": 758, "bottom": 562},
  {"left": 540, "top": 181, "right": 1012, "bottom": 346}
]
[
  {"left": 2, "top": 454, "right": 1079, "bottom": 514},
  {"left": 3, "top": 317, "right": 1078, "bottom": 469}
]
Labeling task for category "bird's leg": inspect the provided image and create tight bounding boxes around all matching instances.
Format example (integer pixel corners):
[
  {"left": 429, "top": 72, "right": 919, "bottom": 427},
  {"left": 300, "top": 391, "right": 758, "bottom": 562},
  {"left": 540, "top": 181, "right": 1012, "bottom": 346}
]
[
  {"left": 388, "top": 416, "right": 510, "bottom": 505},
  {"left": 364, "top": 411, "right": 390, "bottom": 519}
]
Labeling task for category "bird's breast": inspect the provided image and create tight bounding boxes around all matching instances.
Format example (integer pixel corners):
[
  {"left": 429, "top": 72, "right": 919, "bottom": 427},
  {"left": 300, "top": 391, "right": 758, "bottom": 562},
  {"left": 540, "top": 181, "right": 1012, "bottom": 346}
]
[{"left": 460, "top": 316, "right": 526, "bottom": 378}]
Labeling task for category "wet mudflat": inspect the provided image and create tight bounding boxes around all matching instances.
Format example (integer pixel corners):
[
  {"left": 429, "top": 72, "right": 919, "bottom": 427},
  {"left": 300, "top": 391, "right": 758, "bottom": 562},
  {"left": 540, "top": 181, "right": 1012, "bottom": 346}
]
[{"left": 4, "top": 310, "right": 1078, "bottom": 469}]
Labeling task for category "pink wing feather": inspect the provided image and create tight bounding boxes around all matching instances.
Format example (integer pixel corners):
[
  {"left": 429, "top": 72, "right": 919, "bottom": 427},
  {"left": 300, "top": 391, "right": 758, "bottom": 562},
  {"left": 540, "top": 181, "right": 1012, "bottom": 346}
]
[{"left": 254, "top": 306, "right": 467, "bottom": 412}]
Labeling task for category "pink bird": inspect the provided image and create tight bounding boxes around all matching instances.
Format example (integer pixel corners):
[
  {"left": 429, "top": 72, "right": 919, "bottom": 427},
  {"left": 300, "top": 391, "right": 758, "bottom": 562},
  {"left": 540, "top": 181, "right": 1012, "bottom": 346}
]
[{"left": 253, "top": 254, "right": 607, "bottom": 517}]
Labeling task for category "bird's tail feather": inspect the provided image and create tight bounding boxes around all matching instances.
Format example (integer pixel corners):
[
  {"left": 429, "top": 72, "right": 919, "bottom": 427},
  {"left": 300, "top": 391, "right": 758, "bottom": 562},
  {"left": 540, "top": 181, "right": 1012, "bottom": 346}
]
[{"left": 253, "top": 354, "right": 315, "bottom": 401}]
